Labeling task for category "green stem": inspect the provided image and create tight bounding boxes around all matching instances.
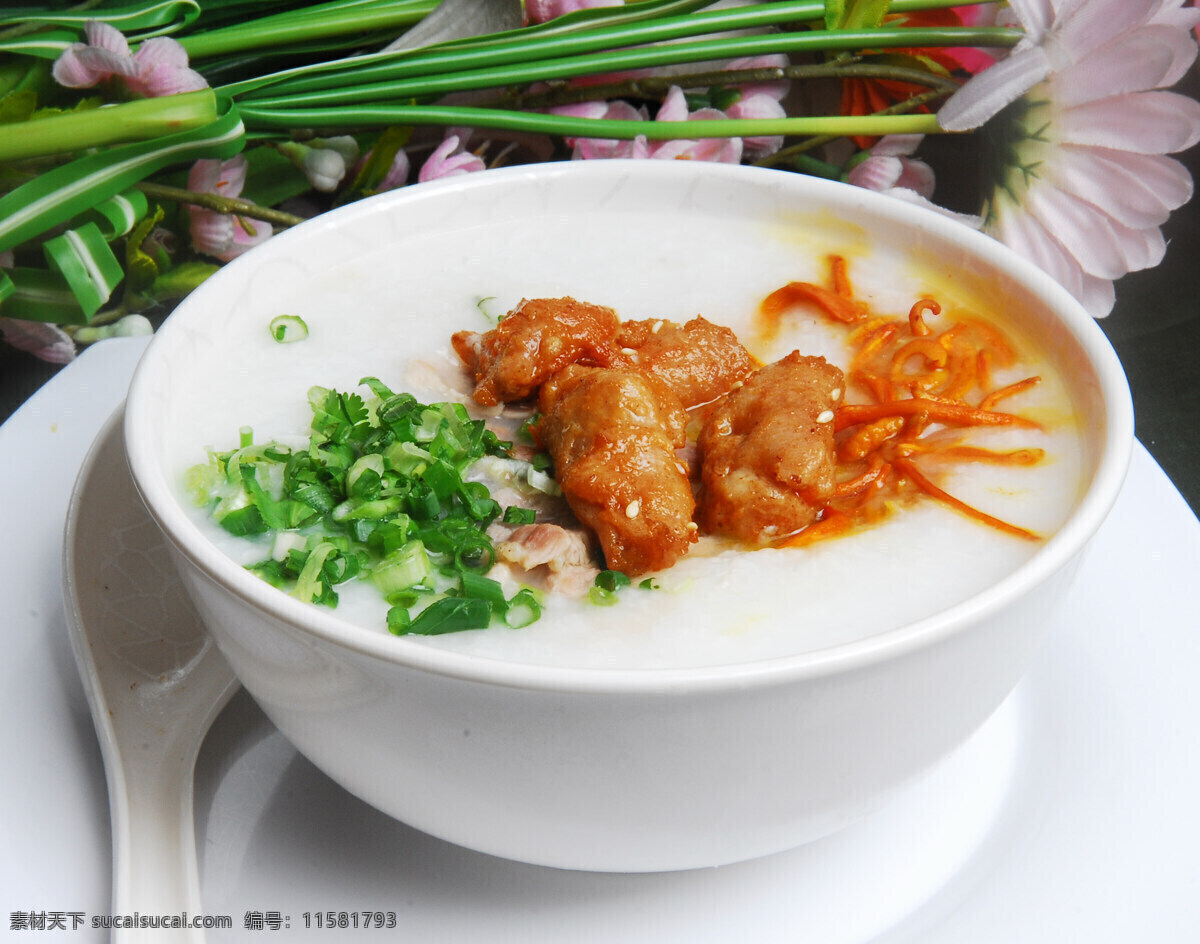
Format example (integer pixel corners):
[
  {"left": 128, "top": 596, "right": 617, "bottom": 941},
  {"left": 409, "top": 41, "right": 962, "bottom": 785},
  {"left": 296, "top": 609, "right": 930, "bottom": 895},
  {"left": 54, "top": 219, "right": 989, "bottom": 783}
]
[
  {"left": 754, "top": 87, "right": 951, "bottom": 168},
  {"left": 239, "top": 101, "right": 944, "bottom": 139},
  {"left": 242, "top": 25, "right": 1020, "bottom": 110},
  {"left": 218, "top": 0, "right": 717, "bottom": 97},
  {"left": 504, "top": 60, "right": 960, "bottom": 111},
  {"left": 226, "top": 0, "right": 1018, "bottom": 102},
  {"left": 786, "top": 153, "right": 844, "bottom": 179},
  {"left": 135, "top": 181, "right": 306, "bottom": 227},
  {"left": 889, "top": 0, "right": 997, "bottom": 11},
  {"left": 0, "top": 1, "right": 103, "bottom": 43},
  {"left": 180, "top": 0, "right": 435, "bottom": 60},
  {"left": 0, "top": 90, "right": 218, "bottom": 163}
]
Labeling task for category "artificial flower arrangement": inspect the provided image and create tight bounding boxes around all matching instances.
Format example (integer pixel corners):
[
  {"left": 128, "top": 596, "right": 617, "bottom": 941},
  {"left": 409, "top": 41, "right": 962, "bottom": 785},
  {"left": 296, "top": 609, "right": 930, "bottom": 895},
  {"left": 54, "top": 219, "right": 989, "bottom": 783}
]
[{"left": 0, "top": 0, "right": 1197, "bottom": 363}]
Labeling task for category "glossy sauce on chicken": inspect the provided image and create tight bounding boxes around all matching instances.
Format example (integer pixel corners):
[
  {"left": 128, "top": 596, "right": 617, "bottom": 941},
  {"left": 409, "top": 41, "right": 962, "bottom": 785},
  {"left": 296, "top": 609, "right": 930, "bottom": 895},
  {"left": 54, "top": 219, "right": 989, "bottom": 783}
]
[
  {"left": 534, "top": 365, "right": 698, "bottom": 575},
  {"left": 698, "top": 352, "right": 843, "bottom": 544},
  {"left": 452, "top": 296, "right": 844, "bottom": 577}
]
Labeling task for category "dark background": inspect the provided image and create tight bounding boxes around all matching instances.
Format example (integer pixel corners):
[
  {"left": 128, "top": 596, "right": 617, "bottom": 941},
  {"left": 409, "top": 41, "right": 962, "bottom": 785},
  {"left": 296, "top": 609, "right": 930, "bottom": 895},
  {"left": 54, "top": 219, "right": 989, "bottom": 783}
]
[{"left": 3, "top": 155, "right": 1199, "bottom": 518}]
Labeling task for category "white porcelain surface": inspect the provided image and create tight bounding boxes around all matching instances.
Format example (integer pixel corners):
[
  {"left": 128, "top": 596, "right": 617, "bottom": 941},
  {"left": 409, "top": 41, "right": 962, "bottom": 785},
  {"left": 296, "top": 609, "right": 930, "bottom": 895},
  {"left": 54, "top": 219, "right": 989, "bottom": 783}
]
[
  {"left": 3, "top": 340, "right": 1198, "bottom": 939},
  {"left": 62, "top": 408, "right": 239, "bottom": 939},
  {"left": 122, "top": 162, "right": 1133, "bottom": 870}
]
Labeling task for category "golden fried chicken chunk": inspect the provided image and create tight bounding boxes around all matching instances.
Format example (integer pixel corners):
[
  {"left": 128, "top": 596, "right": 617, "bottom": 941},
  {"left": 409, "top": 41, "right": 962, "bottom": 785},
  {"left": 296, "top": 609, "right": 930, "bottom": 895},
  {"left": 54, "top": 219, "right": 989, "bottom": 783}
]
[
  {"left": 534, "top": 366, "right": 697, "bottom": 576},
  {"left": 616, "top": 315, "right": 755, "bottom": 407},
  {"left": 698, "top": 352, "right": 844, "bottom": 545},
  {"left": 452, "top": 297, "right": 629, "bottom": 406}
]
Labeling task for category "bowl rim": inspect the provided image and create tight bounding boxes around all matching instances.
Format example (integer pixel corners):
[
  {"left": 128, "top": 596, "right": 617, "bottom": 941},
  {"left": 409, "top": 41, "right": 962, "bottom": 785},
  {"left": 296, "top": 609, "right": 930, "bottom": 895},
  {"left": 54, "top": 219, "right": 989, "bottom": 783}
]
[{"left": 124, "top": 159, "right": 1134, "bottom": 694}]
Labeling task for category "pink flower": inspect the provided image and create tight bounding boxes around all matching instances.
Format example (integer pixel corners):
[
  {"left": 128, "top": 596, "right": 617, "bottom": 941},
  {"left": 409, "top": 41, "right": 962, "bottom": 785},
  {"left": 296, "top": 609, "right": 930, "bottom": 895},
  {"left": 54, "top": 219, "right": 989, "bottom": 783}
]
[
  {"left": 553, "top": 100, "right": 651, "bottom": 159},
  {"left": 418, "top": 136, "right": 486, "bottom": 182},
  {"left": 939, "top": 0, "right": 1199, "bottom": 132},
  {"left": 723, "top": 56, "right": 792, "bottom": 158},
  {"left": 647, "top": 87, "right": 742, "bottom": 163},
  {"left": 847, "top": 135, "right": 936, "bottom": 198},
  {"left": 53, "top": 21, "right": 207, "bottom": 97},
  {"left": 526, "top": 0, "right": 622, "bottom": 25},
  {"left": 0, "top": 319, "right": 75, "bottom": 364},
  {"left": 370, "top": 148, "right": 412, "bottom": 191},
  {"left": 937, "top": 0, "right": 1200, "bottom": 316},
  {"left": 724, "top": 54, "right": 791, "bottom": 104},
  {"left": 187, "top": 156, "right": 273, "bottom": 263},
  {"left": 557, "top": 86, "right": 747, "bottom": 164}
]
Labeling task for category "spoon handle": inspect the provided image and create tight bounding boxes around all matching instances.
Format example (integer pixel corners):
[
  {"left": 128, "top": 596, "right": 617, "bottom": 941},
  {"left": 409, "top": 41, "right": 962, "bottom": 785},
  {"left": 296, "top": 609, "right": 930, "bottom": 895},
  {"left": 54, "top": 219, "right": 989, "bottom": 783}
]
[{"left": 109, "top": 746, "right": 207, "bottom": 943}]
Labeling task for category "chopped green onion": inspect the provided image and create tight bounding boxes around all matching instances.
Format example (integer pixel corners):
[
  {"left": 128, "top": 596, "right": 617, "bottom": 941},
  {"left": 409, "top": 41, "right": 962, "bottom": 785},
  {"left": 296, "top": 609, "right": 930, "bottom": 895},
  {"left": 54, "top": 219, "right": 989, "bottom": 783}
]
[
  {"left": 503, "top": 588, "right": 543, "bottom": 628},
  {"left": 459, "top": 571, "right": 508, "bottom": 607},
  {"left": 588, "top": 585, "right": 620, "bottom": 607},
  {"left": 403, "top": 597, "right": 492, "bottom": 636},
  {"left": 293, "top": 541, "right": 339, "bottom": 604},
  {"left": 372, "top": 541, "right": 432, "bottom": 597},
  {"left": 595, "top": 570, "right": 631, "bottom": 592},
  {"left": 589, "top": 569, "right": 631, "bottom": 606},
  {"left": 270, "top": 313, "right": 309, "bottom": 342},
  {"left": 386, "top": 606, "right": 412, "bottom": 636},
  {"left": 188, "top": 376, "right": 536, "bottom": 635},
  {"left": 502, "top": 506, "right": 536, "bottom": 525}
]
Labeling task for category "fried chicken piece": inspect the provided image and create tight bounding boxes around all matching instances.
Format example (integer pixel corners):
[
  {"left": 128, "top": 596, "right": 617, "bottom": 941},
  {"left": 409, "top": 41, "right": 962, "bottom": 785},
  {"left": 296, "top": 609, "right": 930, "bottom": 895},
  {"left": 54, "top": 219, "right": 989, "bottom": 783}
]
[
  {"left": 616, "top": 315, "right": 755, "bottom": 407},
  {"left": 534, "top": 366, "right": 697, "bottom": 576},
  {"left": 698, "top": 352, "right": 844, "bottom": 545},
  {"left": 451, "top": 297, "right": 630, "bottom": 406}
]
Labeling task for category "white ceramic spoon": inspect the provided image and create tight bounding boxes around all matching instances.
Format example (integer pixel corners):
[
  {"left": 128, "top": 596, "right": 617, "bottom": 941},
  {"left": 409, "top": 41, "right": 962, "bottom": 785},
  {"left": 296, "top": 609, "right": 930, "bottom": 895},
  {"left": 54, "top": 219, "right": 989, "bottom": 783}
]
[{"left": 63, "top": 409, "right": 239, "bottom": 942}]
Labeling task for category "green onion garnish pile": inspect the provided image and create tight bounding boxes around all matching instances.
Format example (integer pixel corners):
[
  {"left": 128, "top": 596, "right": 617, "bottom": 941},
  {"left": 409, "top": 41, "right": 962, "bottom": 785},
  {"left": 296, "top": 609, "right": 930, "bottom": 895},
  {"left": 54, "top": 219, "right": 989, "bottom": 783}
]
[{"left": 186, "top": 376, "right": 543, "bottom": 635}]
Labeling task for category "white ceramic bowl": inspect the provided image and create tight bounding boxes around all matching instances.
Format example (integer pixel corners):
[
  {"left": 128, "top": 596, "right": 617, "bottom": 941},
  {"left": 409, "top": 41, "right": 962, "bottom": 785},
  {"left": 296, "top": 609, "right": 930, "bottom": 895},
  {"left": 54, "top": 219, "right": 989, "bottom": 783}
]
[{"left": 125, "top": 161, "right": 1132, "bottom": 872}]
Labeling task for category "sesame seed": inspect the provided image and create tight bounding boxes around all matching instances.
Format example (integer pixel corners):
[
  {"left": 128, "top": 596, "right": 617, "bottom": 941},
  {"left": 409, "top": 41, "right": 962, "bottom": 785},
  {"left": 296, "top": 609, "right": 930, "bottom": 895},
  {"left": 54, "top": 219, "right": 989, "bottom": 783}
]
[
  {"left": 830, "top": 388, "right": 842, "bottom": 401},
  {"left": 625, "top": 500, "right": 641, "bottom": 518},
  {"left": 687, "top": 521, "right": 699, "bottom": 531},
  {"left": 621, "top": 347, "right": 636, "bottom": 356},
  {"left": 730, "top": 380, "right": 743, "bottom": 390},
  {"left": 652, "top": 320, "right": 664, "bottom": 334},
  {"left": 817, "top": 410, "right": 834, "bottom": 424}
]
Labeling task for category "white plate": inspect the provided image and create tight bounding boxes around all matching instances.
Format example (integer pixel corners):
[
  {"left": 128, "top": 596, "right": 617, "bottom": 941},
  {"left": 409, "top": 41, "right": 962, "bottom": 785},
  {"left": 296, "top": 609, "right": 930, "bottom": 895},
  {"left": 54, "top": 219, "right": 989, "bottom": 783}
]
[{"left": 2, "top": 338, "right": 1199, "bottom": 941}]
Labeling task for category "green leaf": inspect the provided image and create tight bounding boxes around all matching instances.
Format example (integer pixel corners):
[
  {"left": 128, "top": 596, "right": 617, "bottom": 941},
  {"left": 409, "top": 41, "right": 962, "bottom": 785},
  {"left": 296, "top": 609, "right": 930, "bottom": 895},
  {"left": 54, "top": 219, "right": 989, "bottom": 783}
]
[
  {"left": 43, "top": 223, "right": 124, "bottom": 319},
  {"left": 334, "top": 125, "right": 410, "bottom": 206},
  {"left": 177, "top": 0, "right": 436, "bottom": 61},
  {"left": 126, "top": 203, "right": 167, "bottom": 293},
  {"left": 240, "top": 144, "right": 312, "bottom": 208},
  {"left": 0, "top": 267, "right": 87, "bottom": 324},
  {"left": 0, "top": 93, "right": 244, "bottom": 255},
  {"left": 0, "top": 57, "right": 46, "bottom": 99},
  {"left": 0, "top": 88, "right": 219, "bottom": 163},
  {"left": 0, "top": 89, "right": 35, "bottom": 124},
  {"left": 825, "top": 0, "right": 891, "bottom": 31},
  {"left": 78, "top": 188, "right": 149, "bottom": 241},
  {"left": 0, "top": 1, "right": 203, "bottom": 47},
  {"left": 0, "top": 27, "right": 81, "bottom": 60},
  {"left": 145, "top": 260, "right": 219, "bottom": 301}
]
